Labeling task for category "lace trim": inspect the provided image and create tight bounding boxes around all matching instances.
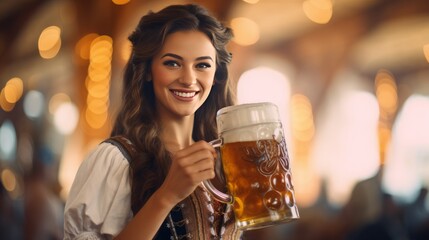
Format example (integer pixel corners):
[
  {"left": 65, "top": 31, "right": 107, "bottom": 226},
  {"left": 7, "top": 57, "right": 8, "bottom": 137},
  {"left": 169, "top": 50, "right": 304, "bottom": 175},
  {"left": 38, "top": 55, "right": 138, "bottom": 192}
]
[
  {"left": 201, "top": 188, "right": 232, "bottom": 240},
  {"left": 166, "top": 189, "right": 232, "bottom": 240},
  {"left": 75, "top": 232, "right": 102, "bottom": 240}
]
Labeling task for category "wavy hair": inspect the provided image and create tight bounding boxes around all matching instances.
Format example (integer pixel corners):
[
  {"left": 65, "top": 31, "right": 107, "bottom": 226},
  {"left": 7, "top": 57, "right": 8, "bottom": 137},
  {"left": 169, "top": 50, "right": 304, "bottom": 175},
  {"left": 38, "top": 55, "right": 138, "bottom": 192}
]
[{"left": 111, "top": 4, "right": 235, "bottom": 214}]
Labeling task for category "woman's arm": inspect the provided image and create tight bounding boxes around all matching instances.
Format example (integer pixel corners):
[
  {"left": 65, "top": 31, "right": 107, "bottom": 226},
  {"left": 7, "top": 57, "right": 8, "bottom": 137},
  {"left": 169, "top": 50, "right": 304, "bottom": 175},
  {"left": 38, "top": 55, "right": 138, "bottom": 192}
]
[
  {"left": 113, "top": 188, "right": 174, "bottom": 240},
  {"left": 114, "top": 141, "right": 216, "bottom": 240}
]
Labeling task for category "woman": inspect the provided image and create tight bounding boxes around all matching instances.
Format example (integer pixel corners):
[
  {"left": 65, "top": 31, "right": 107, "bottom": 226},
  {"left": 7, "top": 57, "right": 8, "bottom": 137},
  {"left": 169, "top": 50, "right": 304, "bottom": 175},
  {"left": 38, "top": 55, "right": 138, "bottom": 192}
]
[{"left": 64, "top": 4, "right": 241, "bottom": 240}]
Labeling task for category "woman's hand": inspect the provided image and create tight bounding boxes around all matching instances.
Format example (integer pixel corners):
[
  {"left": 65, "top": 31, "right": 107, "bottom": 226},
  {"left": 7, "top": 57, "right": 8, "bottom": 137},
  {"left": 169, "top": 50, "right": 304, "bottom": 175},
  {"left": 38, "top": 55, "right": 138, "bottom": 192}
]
[
  {"left": 158, "top": 140, "right": 216, "bottom": 206},
  {"left": 115, "top": 141, "right": 215, "bottom": 240}
]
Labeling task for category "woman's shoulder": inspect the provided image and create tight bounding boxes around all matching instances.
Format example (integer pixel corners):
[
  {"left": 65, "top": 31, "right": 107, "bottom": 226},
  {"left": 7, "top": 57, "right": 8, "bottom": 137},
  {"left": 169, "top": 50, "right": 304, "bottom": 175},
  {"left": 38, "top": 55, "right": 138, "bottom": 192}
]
[
  {"left": 76, "top": 141, "right": 131, "bottom": 179},
  {"left": 101, "top": 136, "right": 137, "bottom": 163},
  {"left": 66, "top": 140, "right": 133, "bottom": 204},
  {"left": 64, "top": 140, "right": 134, "bottom": 238}
]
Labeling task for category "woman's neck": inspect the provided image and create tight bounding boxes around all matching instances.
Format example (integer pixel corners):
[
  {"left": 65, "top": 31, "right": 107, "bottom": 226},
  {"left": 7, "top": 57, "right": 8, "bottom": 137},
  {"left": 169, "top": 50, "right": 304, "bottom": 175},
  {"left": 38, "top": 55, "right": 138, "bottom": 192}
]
[{"left": 159, "top": 116, "right": 195, "bottom": 153}]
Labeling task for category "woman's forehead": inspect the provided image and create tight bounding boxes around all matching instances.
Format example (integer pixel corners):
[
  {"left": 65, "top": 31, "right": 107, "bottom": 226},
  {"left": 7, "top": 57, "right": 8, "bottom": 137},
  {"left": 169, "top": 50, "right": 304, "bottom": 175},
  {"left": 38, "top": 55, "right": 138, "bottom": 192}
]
[{"left": 158, "top": 30, "right": 216, "bottom": 60}]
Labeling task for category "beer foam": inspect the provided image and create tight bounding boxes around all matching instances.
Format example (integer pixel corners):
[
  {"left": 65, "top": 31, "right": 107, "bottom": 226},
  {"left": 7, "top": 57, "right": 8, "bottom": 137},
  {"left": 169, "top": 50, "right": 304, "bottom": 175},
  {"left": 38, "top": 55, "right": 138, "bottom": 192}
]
[
  {"left": 217, "top": 102, "right": 280, "bottom": 135},
  {"left": 221, "top": 122, "right": 282, "bottom": 143},
  {"left": 216, "top": 102, "right": 283, "bottom": 143}
]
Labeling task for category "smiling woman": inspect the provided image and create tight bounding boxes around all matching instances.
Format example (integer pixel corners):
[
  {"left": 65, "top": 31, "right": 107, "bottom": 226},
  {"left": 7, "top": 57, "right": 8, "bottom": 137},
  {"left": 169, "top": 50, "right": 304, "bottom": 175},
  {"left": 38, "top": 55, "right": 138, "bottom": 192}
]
[
  {"left": 63, "top": 4, "right": 240, "bottom": 240},
  {"left": 151, "top": 31, "right": 217, "bottom": 118}
]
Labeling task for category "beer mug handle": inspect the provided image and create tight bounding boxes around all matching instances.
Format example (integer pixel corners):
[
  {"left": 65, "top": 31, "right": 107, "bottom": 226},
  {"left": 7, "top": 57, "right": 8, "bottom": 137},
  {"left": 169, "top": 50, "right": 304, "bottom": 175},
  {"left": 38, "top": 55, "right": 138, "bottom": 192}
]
[{"left": 202, "top": 138, "right": 233, "bottom": 204}]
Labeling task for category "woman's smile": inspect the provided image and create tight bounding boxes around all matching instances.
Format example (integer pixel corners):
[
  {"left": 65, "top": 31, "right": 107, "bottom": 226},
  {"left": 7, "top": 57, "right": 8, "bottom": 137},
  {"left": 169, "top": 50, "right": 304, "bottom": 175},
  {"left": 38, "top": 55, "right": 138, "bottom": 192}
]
[{"left": 171, "top": 89, "right": 199, "bottom": 100}]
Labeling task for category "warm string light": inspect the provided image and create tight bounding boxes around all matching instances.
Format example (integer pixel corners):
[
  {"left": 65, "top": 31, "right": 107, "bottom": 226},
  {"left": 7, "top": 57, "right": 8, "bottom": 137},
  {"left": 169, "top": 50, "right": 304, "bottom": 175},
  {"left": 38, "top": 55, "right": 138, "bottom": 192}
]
[
  {"left": 375, "top": 70, "right": 398, "bottom": 119},
  {"left": 230, "top": 17, "right": 260, "bottom": 46},
  {"left": 378, "top": 122, "right": 391, "bottom": 164},
  {"left": 302, "top": 0, "right": 333, "bottom": 24},
  {"left": 290, "top": 93, "right": 318, "bottom": 206},
  {"left": 374, "top": 69, "right": 398, "bottom": 165},
  {"left": 423, "top": 43, "right": 429, "bottom": 63},
  {"left": 242, "top": 0, "right": 259, "bottom": 4},
  {"left": 38, "top": 26, "right": 62, "bottom": 59},
  {"left": 1, "top": 168, "right": 17, "bottom": 192},
  {"left": 0, "top": 167, "right": 22, "bottom": 199},
  {"left": 112, "top": 0, "right": 130, "bottom": 5},
  {"left": 291, "top": 93, "right": 315, "bottom": 151},
  {"left": 75, "top": 33, "right": 99, "bottom": 61},
  {"left": 0, "top": 77, "right": 24, "bottom": 112},
  {"left": 85, "top": 35, "right": 113, "bottom": 129}
]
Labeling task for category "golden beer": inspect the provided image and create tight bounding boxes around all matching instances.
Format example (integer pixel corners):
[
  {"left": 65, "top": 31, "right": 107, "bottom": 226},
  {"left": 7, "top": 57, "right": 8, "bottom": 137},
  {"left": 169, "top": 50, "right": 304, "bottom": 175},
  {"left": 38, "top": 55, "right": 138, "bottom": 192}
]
[
  {"left": 221, "top": 138, "right": 298, "bottom": 229},
  {"left": 203, "top": 102, "right": 299, "bottom": 230}
]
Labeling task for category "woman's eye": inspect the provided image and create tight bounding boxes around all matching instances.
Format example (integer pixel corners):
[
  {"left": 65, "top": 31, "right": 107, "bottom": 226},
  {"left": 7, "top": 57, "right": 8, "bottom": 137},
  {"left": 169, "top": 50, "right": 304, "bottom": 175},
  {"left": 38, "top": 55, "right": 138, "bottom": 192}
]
[
  {"left": 196, "top": 62, "right": 211, "bottom": 69},
  {"left": 163, "top": 60, "right": 180, "bottom": 67}
]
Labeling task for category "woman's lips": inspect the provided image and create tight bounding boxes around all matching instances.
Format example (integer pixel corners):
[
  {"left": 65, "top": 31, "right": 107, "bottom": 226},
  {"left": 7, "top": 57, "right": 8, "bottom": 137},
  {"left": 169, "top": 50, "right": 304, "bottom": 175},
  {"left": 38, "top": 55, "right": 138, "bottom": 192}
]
[
  {"left": 171, "top": 90, "right": 199, "bottom": 100},
  {"left": 172, "top": 90, "right": 197, "bottom": 98}
]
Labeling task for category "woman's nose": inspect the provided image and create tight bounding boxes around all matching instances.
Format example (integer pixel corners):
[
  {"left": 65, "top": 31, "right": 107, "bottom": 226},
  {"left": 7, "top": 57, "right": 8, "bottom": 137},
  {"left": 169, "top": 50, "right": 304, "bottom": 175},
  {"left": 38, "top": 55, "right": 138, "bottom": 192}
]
[{"left": 178, "top": 66, "right": 196, "bottom": 86}]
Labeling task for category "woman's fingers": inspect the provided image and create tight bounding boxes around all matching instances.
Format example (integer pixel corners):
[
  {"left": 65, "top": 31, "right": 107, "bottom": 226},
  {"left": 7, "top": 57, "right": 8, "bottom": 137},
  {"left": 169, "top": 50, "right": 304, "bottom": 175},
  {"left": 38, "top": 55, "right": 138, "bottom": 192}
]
[
  {"left": 161, "top": 141, "right": 217, "bottom": 203},
  {"left": 174, "top": 141, "right": 216, "bottom": 163}
]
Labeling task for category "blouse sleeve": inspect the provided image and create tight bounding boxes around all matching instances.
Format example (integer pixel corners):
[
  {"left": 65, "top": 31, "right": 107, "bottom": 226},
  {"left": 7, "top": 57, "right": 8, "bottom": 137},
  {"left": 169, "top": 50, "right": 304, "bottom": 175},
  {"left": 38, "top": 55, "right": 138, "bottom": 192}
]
[{"left": 64, "top": 142, "right": 133, "bottom": 240}]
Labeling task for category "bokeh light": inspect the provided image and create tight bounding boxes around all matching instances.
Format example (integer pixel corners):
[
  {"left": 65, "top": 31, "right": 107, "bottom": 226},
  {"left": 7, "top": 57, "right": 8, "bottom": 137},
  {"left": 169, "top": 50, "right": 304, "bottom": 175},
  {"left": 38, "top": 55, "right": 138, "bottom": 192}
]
[
  {"left": 230, "top": 17, "right": 260, "bottom": 46},
  {"left": 75, "top": 33, "right": 99, "bottom": 61},
  {"left": 38, "top": 25, "right": 62, "bottom": 59},
  {"left": 3, "top": 77, "right": 24, "bottom": 104},
  {"left": 383, "top": 94, "right": 429, "bottom": 202},
  {"left": 424, "top": 43, "right": 429, "bottom": 63},
  {"left": 375, "top": 70, "right": 398, "bottom": 118},
  {"left": 49, "top": 92, "right": 71, "bottom": 114},
  {"left": 53, "top": 102, "right": 79, "bottom": 135},
  {"left": 0, "top": 120, "right": 17, "bottom": 161},
  {"left": 23, "top": 90, "right": 45, "bottom": 119},
  {"left": 291, "top": 94, "right": 315, "bottom": 142},
  {"left": 237, "top": 66, "right": 291, "bottom": 128},
  {"left": 242, "top": 0, "right": 259, "bottom": 4},
  {"left": 303, "top": 0, "right": 333, "bottom": 24},
  {"left": 84, "top": 35, "right": 113, "bottom": 129},
  {"left": 1, "top": 168, "right": 17, "bottom": 192},
  {"left": 112, "top": 0, "right": 130, "bottom": 5},
  {"left": 311, "top": 90, "right": 380, "bottom": 206},
  {"left": 0, "top": 89, "right": 14, "bottom": 112}
]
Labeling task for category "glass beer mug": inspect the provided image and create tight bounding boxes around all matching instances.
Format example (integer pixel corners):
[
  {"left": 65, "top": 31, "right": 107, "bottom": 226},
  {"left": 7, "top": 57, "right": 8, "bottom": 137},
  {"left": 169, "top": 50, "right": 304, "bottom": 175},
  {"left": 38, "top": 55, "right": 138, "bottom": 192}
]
[{"left": 203, "top": 102, "right": 299, "bottom": 230}]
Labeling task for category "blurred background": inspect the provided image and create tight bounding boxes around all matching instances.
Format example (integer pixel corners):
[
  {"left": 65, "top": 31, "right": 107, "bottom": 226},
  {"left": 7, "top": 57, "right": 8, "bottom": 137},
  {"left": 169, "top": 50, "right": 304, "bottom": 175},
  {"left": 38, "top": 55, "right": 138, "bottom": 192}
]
[{"left": 1, "top": 0, "right": 429, "bottom": 239}]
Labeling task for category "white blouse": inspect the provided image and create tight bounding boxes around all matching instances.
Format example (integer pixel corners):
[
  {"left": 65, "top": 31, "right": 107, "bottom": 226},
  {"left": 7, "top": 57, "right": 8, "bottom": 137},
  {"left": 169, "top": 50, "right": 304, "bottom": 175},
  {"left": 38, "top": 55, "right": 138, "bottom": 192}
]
[{"left": 64, "top": 143, "right": 133, "bottom": 240}]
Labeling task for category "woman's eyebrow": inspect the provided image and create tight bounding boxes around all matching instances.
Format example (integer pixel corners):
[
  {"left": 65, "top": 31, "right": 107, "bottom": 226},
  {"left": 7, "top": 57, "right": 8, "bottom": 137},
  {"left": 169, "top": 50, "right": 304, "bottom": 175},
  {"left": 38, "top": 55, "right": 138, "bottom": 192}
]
[
  {"left": 196, "top": 56, "right": 214, "bottom": 62},
  {"left": 161, "top": 53, "right": 213, "bottom": 62},
  {"left": 161, "top": 53, "right": 182, "bottom": 60}
]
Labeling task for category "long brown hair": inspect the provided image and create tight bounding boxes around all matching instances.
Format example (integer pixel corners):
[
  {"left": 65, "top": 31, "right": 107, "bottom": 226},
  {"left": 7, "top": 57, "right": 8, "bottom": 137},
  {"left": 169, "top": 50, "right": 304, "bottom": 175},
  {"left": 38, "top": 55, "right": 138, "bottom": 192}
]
[{"left": 111, "top": 4, "right": 235, "bottom": 214}]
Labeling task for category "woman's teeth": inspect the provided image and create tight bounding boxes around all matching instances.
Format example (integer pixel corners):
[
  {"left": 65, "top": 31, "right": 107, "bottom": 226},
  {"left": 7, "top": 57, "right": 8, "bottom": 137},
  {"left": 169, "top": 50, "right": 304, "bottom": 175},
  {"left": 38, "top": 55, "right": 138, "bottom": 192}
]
[{"left": 173, "top": 91, "right": 196, "bottom": 98}]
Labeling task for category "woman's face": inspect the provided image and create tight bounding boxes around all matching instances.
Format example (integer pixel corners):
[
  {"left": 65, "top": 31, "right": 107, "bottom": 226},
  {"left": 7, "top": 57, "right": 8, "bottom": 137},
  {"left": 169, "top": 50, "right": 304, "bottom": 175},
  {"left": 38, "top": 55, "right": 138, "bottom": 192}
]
[{"left": 151, "top": 30, "right": 217, "bottom": 119}]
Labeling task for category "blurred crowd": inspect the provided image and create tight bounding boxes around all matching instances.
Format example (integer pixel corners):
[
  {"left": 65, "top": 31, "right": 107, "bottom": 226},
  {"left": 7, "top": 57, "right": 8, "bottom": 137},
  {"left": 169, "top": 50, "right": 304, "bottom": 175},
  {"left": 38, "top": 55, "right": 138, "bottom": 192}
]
[
  {"left": 244, "top": 168, "right": 429, "bottom": 240},
  {"left": 0, "top": 146, "right": 64, "bottom": 240}
]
